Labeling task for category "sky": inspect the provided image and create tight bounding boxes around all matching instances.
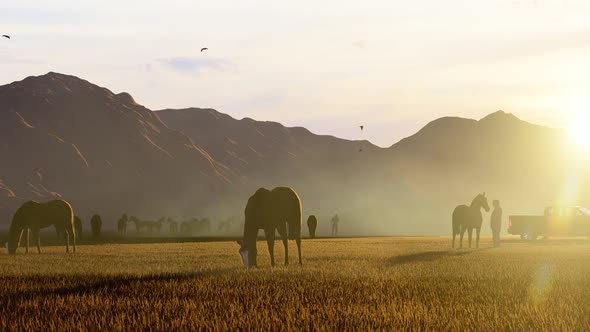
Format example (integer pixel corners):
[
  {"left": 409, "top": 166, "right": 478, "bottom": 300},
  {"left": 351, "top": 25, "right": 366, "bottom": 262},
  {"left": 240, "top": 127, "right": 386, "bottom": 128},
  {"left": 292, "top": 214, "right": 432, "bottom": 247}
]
[{"left": 1, "top": 0, "right": 590, "bottom": 147}]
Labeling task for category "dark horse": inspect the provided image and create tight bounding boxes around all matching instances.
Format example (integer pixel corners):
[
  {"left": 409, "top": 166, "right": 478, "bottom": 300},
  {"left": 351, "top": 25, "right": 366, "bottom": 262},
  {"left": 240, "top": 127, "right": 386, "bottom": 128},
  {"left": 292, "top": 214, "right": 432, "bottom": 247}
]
[
  {"left": 452, "top": 193, "right": 490, "bottom": 249},
  {"left": 238, "top": 187, "right": 302, "bottom": 268},
  {"left": 307, "top": 215, "right": 318, "bottom": 239}
]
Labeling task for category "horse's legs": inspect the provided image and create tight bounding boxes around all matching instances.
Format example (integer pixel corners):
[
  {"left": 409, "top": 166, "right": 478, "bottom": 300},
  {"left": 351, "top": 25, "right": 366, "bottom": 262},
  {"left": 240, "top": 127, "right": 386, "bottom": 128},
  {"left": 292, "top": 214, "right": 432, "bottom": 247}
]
[
  {"left": 459, "top": 226, "right": 465, "bottom": 249},
  {"left": 26, "top": 229, "right": 30, "bottom": 254},
  {"left": 277, "top": 223, "right": 289, "bottom": 266},
  {"left": 32, "top": 229, "right": 41, "bottom": 254},
  {"left": 265, "top": 227, "right": 276, "bottom": 266},
  {"left": 65, "top": 229, "right": 70, "bottom": 253},
  {"left": 16, "top": 229, "right": 23, "bottom": 253},
  {"left": 467, "top": 228, "right": 473, "bottom": 249},
  {"left": 476, "top": 227, "right": 481, "bottom": 249},
  {"left": 296, "top": 237, "right": 302, "bottom": 265}
]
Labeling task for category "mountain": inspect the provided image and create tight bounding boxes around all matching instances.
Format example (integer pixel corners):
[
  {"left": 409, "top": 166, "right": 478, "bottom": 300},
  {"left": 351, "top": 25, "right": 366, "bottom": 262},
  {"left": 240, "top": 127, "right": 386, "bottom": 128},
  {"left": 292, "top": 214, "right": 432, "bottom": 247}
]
[
  {"left": 0, "top": 72, "right": 230, "bottom": 225},
  {"left": 1, "top": 72, "right": 587, "bottom": 235},
  {"left": 156, "top": 108, "right": 380, "bottom": 182}
]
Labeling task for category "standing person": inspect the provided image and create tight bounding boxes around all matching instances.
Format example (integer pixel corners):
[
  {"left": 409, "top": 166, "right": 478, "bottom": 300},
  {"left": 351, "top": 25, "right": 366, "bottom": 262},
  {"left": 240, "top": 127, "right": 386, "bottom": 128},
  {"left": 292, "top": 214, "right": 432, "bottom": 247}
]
[
  {"left": 491, "top": 200, "right": 502, "bottom": 247},
  {"left": 331, "top": 214, "right": 339, "bottom": 237}
]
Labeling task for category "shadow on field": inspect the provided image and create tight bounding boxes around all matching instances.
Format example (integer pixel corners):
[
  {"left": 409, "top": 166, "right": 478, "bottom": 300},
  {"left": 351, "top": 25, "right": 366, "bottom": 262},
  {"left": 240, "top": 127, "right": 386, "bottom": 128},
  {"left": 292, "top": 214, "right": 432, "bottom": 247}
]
[
  {"left": 386, "top": 250, "right": 476, "bottom": 266},
  {"left": 6, "top": 269, "right": 235, "bottom": 298},
  {"left": 502, "top": 237, "right": 590, "bottom": 246}
]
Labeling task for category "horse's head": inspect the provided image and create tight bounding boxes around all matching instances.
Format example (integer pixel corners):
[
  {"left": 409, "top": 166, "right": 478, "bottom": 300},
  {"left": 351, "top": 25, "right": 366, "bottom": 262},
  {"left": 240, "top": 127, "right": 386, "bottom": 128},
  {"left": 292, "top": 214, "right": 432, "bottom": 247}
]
[
  {"left": 236, "top": 240, "right": 250, "bottom": 269},
  {"left": 5, "top": 234, "right": 18, "bottom": 255},
  {"left": 474, "top": 192, "right": 490, "bottom": 212}
]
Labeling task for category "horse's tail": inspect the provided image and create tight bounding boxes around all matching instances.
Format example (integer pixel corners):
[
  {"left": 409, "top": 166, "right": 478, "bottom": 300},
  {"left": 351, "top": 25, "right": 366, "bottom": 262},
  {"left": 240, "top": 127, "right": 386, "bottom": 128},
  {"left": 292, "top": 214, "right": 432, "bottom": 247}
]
[
  {"left": 288, "top": 203, "right": 302, "bottom": 240},
  {"left": 452, "top": 206, "right": 462, "bottom": 235}
]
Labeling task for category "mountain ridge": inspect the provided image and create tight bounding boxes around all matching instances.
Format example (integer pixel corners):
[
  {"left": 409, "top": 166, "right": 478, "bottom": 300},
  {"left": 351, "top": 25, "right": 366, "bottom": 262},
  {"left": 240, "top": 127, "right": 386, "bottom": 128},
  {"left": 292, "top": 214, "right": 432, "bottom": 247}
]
[{"left": 1, "top": 72, "right": 585, "bottom": 236}]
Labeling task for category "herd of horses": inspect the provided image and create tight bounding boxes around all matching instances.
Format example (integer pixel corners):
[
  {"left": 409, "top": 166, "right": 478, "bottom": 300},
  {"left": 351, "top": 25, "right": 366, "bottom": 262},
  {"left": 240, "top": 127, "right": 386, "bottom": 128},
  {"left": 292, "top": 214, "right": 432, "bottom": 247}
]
[
  {"left": 115, "top": 214, "right": 226, "bottom": 235},
  {"left": 3, "top": 187, "right": 490, "bottom": 268}
]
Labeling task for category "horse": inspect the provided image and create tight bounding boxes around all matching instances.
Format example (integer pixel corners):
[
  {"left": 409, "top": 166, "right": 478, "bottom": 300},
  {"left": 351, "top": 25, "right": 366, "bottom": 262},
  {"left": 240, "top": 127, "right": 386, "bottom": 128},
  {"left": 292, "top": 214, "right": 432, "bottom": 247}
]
[
  {"left": 90, "top": 214, "right": 102, "bottom": 239},
  {"left": 5, "top": 200, "right": 76, "bottom": 255},
  {"left": 237, "top": 187, "right": 302, "bottom": 268},
  {"left": 452, "top": 193, "right": 490, "bottom": 249},
  {"left": 307, "top": 215, "right": 318, "bottom": 239},
  {"left": 129, "top": 216, "right": 148, "bottom": 233},
  {"left": 75, "top": 216, "right": 82, "bottom": 240}
]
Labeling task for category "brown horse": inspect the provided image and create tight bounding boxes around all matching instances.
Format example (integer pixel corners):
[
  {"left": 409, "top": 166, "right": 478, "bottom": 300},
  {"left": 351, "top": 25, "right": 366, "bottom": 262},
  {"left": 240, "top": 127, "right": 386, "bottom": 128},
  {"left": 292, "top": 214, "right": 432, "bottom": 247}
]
[
  {"left": 91, "top": 214, "right": 102, "bottom": 239},
  {"left": 238, "top": 187, "right": 302, "bottom": 268},
  {"left": 452, "top": 193, "right": 490, "bottom": 249},
  {"left": 5, "top": 200, "right": 76, "bottom": 255}
]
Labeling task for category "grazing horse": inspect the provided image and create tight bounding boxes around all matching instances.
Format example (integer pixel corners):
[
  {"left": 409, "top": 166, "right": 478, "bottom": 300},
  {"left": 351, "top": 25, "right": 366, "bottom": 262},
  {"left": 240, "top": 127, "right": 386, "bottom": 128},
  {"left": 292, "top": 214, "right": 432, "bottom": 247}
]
[
  {"left": 452, "top": 193, "right": 490, "bottom": 249},
  {"left": 307, "top": 215, "right": 318, "bottom": 239},
  {"left": 5, "top": 200, "right": 76, "bottom": 255},
  {"left": 237, "top": 187, "right": 302, "bottom": 268}
]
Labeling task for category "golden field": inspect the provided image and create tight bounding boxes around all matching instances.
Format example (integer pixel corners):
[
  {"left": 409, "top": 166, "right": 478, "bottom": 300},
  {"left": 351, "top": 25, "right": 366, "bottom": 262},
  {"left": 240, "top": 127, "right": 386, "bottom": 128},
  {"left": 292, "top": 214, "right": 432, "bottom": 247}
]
[{"left": 1, "top": 236, "right": 589, "bottom": 331}]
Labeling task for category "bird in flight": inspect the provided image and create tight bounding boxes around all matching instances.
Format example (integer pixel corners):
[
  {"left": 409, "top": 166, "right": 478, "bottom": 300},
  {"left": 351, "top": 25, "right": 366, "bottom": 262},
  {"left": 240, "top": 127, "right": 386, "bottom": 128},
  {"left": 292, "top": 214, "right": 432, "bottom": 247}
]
[
  {"left": 2, "top": 35, "right": 10, "bottom": 39},
  {"left": 360, "top": 125, "right": 364, "bottom": 131},
  {"left": 358, "top": 148, "right": 363, "bottom": 152},
  {"left": 200, "top": 47, "right": 208, "bottom": 52}
]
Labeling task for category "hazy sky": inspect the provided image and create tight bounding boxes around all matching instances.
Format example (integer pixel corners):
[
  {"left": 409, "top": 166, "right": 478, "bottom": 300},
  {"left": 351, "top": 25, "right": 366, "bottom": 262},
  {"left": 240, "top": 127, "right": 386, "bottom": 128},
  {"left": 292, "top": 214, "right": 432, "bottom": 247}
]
[{"left": 1, "top": 0, "right": 590, "bottom": 146}]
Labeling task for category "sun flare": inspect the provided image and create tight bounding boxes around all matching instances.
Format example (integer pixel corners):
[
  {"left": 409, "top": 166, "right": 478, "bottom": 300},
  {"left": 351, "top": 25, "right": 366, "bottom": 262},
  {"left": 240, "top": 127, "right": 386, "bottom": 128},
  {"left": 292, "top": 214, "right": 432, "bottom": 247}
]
[{"left": 569, "top": 112, "right": 590, "bottom": 150}]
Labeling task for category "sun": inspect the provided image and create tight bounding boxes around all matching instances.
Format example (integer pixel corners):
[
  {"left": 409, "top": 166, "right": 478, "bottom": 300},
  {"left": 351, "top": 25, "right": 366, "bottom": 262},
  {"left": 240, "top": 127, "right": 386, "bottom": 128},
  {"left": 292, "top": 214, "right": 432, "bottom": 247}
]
[{"left": 568, "top": 112, "right": 590, "bottom": 150}]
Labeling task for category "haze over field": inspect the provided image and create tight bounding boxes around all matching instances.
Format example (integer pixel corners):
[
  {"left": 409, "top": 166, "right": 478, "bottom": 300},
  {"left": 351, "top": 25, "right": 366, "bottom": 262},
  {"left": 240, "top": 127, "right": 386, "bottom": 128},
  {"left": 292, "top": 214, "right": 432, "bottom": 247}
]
[{"left": 0, "top": 73, "right": 588, "bottom": 236}]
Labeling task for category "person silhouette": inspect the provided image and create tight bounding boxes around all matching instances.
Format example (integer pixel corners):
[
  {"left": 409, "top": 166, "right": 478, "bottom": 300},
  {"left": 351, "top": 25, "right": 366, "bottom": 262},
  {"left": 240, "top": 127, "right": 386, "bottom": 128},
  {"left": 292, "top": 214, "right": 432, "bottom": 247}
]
[
  {"left": 331, "top": 214, "right": 339, "bottom": 237},
  {"left": 491, "top": 200, "right": 502, "bottom": 247}
]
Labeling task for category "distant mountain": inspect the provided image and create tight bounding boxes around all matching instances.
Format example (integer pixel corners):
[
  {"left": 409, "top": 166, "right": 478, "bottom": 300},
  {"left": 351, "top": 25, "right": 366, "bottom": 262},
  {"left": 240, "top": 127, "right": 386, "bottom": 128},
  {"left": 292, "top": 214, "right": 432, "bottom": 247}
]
[
  {"left": 156, "top": 108, "right": 380, "bottom": 182},
  {"left": 0, "top": 72, "right": 230, "bottom": 225},
  {"left": 1, "top": 72, "right": 587, "bottom": 235}
]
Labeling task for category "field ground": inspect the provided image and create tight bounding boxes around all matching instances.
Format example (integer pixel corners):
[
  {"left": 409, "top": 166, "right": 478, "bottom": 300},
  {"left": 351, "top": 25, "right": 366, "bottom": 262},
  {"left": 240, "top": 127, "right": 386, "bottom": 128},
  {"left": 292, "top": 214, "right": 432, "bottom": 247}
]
[{"left": 1, "top": 236, "right": 590, "bottom": 331}]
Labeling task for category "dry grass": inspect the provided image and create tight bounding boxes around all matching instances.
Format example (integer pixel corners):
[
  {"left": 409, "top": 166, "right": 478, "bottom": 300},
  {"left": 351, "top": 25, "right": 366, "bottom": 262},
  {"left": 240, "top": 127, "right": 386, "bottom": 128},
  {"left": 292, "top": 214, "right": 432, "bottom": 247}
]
[{"left": 1, "top": 237, "right": 589, "bottom": 331}]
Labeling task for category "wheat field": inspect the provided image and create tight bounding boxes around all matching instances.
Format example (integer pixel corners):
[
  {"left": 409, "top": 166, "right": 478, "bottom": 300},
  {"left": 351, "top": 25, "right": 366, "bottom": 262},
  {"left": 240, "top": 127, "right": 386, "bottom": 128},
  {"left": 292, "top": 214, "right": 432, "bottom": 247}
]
[{"left": 0, "top": 236, "right": 589, "bottom": 331}]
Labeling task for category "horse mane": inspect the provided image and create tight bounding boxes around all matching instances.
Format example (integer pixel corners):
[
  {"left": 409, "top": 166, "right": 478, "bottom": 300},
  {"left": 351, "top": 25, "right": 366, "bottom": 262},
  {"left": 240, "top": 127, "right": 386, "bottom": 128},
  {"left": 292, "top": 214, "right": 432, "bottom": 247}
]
[{"left": 470, "top": 194, "right": 482, "bottom": 208}]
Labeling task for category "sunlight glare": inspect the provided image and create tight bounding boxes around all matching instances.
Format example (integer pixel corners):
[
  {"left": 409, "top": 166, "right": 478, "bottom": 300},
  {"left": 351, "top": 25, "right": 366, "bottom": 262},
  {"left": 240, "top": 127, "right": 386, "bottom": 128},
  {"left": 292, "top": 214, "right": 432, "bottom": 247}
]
[{"left": 569, "top": 112, "right": 590, "bottom": 150}]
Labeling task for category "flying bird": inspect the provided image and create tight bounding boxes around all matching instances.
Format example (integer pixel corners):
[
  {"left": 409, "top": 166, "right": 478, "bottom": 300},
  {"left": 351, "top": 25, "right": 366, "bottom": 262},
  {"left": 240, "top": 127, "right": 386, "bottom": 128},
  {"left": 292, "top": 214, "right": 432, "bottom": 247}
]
[
  {"left": 2, "top": 35, "right": 10, "bottom": 39},
  {"left": 200, "top": 47, "right": 208, "bottom": 52},
  {"left": 358, "top": 148, "right": 363, "bottom": 152},
  {"left": 360, "top": 125, "right": 364, "bottom": 130}
]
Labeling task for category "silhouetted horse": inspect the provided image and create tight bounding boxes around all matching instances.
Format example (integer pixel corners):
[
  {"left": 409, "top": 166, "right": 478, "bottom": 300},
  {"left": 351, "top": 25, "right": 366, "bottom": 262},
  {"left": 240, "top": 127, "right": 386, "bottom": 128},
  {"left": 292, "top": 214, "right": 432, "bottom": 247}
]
[
  {"left": 307, "top": 215, "right": 318, "bottom": 239},
  {"left": 91, "top": 214, "right": 102, "bottom": 239},
  {"left": 452, "top": 193, "right": 490, "bottom": 249},
  {"left": 238, "top": 187, "right": 302, "bottom": 268}
]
